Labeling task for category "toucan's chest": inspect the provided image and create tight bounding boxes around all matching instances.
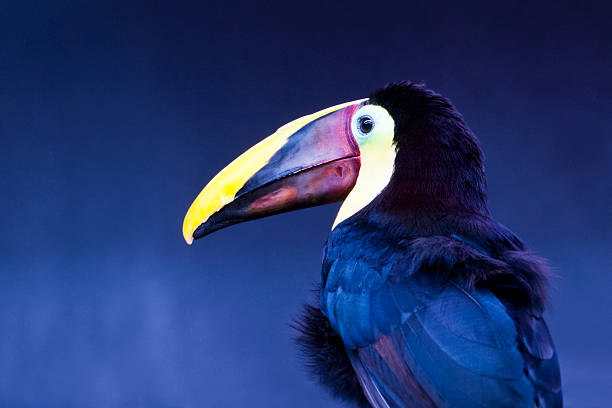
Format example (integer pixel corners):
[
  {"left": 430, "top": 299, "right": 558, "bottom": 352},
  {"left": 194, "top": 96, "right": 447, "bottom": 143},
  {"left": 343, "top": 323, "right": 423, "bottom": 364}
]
[{"left": 320, "top": 220, "right": 437, "bottom": 349}]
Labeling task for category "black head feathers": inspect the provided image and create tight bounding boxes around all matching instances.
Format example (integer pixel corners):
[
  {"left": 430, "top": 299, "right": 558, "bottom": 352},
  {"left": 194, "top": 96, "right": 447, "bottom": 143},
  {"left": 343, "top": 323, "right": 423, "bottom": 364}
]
[{"left": 367, "top": 82, "right": 488, "bottom": 216}]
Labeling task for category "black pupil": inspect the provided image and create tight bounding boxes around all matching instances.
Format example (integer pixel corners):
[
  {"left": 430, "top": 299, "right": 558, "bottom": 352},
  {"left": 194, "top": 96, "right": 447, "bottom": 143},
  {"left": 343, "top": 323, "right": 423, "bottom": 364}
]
[{"left": 358, "top": 116, "right": 374, "bottom": 134}]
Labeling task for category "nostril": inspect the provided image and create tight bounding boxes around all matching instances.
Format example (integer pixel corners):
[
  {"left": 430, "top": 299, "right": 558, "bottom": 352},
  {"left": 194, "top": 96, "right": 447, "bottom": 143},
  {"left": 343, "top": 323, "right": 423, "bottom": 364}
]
[{"left": 335, "top": 166, "right": 344, "bottom": 178}]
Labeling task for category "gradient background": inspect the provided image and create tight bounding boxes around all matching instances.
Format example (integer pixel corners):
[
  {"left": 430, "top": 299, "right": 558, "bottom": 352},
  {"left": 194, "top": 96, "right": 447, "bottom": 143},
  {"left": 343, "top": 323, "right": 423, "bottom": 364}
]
[{"left": 2, "top": 1, "right": 611, "bottom": 407}]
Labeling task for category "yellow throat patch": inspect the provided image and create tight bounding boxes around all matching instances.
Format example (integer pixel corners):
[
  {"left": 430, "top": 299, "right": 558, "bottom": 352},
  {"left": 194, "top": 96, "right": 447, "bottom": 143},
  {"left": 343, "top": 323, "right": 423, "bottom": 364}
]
[{"left": 333, "top": 104, "right": 396, "bottom": 229}]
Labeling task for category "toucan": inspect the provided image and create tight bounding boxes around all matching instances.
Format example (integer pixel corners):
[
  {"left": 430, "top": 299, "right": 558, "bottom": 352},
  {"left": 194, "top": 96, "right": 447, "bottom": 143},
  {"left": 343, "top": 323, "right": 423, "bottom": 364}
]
[{"left": 182, "top": 82, "right": 562, "bottom": 407}]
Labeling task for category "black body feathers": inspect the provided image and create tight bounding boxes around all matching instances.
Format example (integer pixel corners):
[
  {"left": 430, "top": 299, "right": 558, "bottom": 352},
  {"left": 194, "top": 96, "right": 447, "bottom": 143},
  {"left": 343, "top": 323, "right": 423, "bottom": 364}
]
[{"left": 294, "top": 304, "right": 370, "bottom": 407}]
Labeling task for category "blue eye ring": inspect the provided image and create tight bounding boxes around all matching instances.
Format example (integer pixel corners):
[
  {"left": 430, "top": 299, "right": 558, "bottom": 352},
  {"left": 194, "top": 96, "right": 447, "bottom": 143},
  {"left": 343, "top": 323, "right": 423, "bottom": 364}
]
[{"left": 357, "top": 115, "right": 374, "bottom": 135}]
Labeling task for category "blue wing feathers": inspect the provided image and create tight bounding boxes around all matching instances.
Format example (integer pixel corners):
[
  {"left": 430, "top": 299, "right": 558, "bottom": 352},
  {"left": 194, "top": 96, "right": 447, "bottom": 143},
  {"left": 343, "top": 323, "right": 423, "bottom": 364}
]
[
  {"left": 319, "top": 223, "right": 562, "bottom": 407},
  {"left": 414, "top": 287, "right": 526, "bottom": 380},
  {"left": 519, "top": 313, "right": 554, "bottom": 360},
  {"left": 402, "top": 315, "right": 534, "bottom": 408},
  {"left": 323, "top": 259, "right": 537, "bottom": 406}
]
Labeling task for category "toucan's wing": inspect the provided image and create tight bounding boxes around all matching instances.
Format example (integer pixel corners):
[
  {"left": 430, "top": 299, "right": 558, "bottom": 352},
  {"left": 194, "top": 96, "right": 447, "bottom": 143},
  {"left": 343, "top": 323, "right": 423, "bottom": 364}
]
[
  {"left": 326, "top": 276, "right": 536, "bottom": 407},
  {"left": 512, "top": 308, "right": 563, "bottom": 407},
  {"left": 352, "top": 285, "right": 562, "bottom": 408},
  {"left": 322, "top": 237, "right": 561, "bottom": 407},
  {"left": 369, "top": 284, "right": 544, "bottom": 407}
]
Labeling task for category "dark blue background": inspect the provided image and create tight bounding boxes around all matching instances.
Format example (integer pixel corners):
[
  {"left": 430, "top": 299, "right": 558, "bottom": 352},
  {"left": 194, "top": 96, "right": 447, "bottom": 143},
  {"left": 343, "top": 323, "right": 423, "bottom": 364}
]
[{"left": 2, "top": 1, "right": 611, "bottom": 407}]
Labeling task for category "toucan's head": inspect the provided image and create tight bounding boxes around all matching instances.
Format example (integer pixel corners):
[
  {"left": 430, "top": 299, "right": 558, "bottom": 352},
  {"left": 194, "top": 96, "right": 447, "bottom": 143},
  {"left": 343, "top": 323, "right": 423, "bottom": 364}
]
[{"left": 183, "top": 82, "right": 488, "bottom": 244}]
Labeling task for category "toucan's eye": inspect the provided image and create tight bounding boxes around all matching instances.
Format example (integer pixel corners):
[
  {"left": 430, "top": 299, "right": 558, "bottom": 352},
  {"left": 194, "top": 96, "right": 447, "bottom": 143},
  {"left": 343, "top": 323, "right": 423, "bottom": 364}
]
[
  {"left": 358, "top": 116, "right": 374, "bottom": 135},
  {"left": 350, "top": 103, "right": 395, "bottom": 146}
]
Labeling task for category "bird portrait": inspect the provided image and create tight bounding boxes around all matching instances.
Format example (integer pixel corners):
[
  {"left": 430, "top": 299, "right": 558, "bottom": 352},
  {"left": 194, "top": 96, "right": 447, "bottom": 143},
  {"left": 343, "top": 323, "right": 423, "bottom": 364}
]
[
  {"left": 5, "top": 2, "right": 610, "bottom": 407},
  {"left": 182, "top": 82, "right": 563, "bottom": 407}
]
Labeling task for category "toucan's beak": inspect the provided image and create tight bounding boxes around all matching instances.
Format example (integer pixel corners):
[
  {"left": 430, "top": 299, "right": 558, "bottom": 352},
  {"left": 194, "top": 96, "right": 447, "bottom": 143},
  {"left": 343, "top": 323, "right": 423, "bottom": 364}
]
[{"left": 182, "top": 99, "right": 365, "bottom": 244}]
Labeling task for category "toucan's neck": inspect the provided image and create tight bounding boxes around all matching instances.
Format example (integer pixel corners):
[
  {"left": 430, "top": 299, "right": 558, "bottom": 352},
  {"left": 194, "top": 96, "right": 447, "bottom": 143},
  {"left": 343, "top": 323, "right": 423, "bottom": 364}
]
[
  {"left": 332, "top": 151, "right": 490, "bottom": 234},
  {"left": 374, "top": 175, "right": 489, "bottom": 216},
  {"left": 362, "top": 146, "right": 490, "bottom": 222}
]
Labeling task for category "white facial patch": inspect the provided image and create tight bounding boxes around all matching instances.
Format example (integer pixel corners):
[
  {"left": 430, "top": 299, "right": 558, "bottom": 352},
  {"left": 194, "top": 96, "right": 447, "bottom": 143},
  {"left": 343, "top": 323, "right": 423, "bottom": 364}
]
[{"left": 332, "top": 104, "right": 396, "bottom": 229}]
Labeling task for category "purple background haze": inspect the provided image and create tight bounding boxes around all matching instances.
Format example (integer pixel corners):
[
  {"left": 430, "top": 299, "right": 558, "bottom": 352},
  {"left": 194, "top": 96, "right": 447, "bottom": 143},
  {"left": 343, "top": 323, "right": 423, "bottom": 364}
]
[{"left": 1, "top": 1, "right": 611, "bottom": 407}]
